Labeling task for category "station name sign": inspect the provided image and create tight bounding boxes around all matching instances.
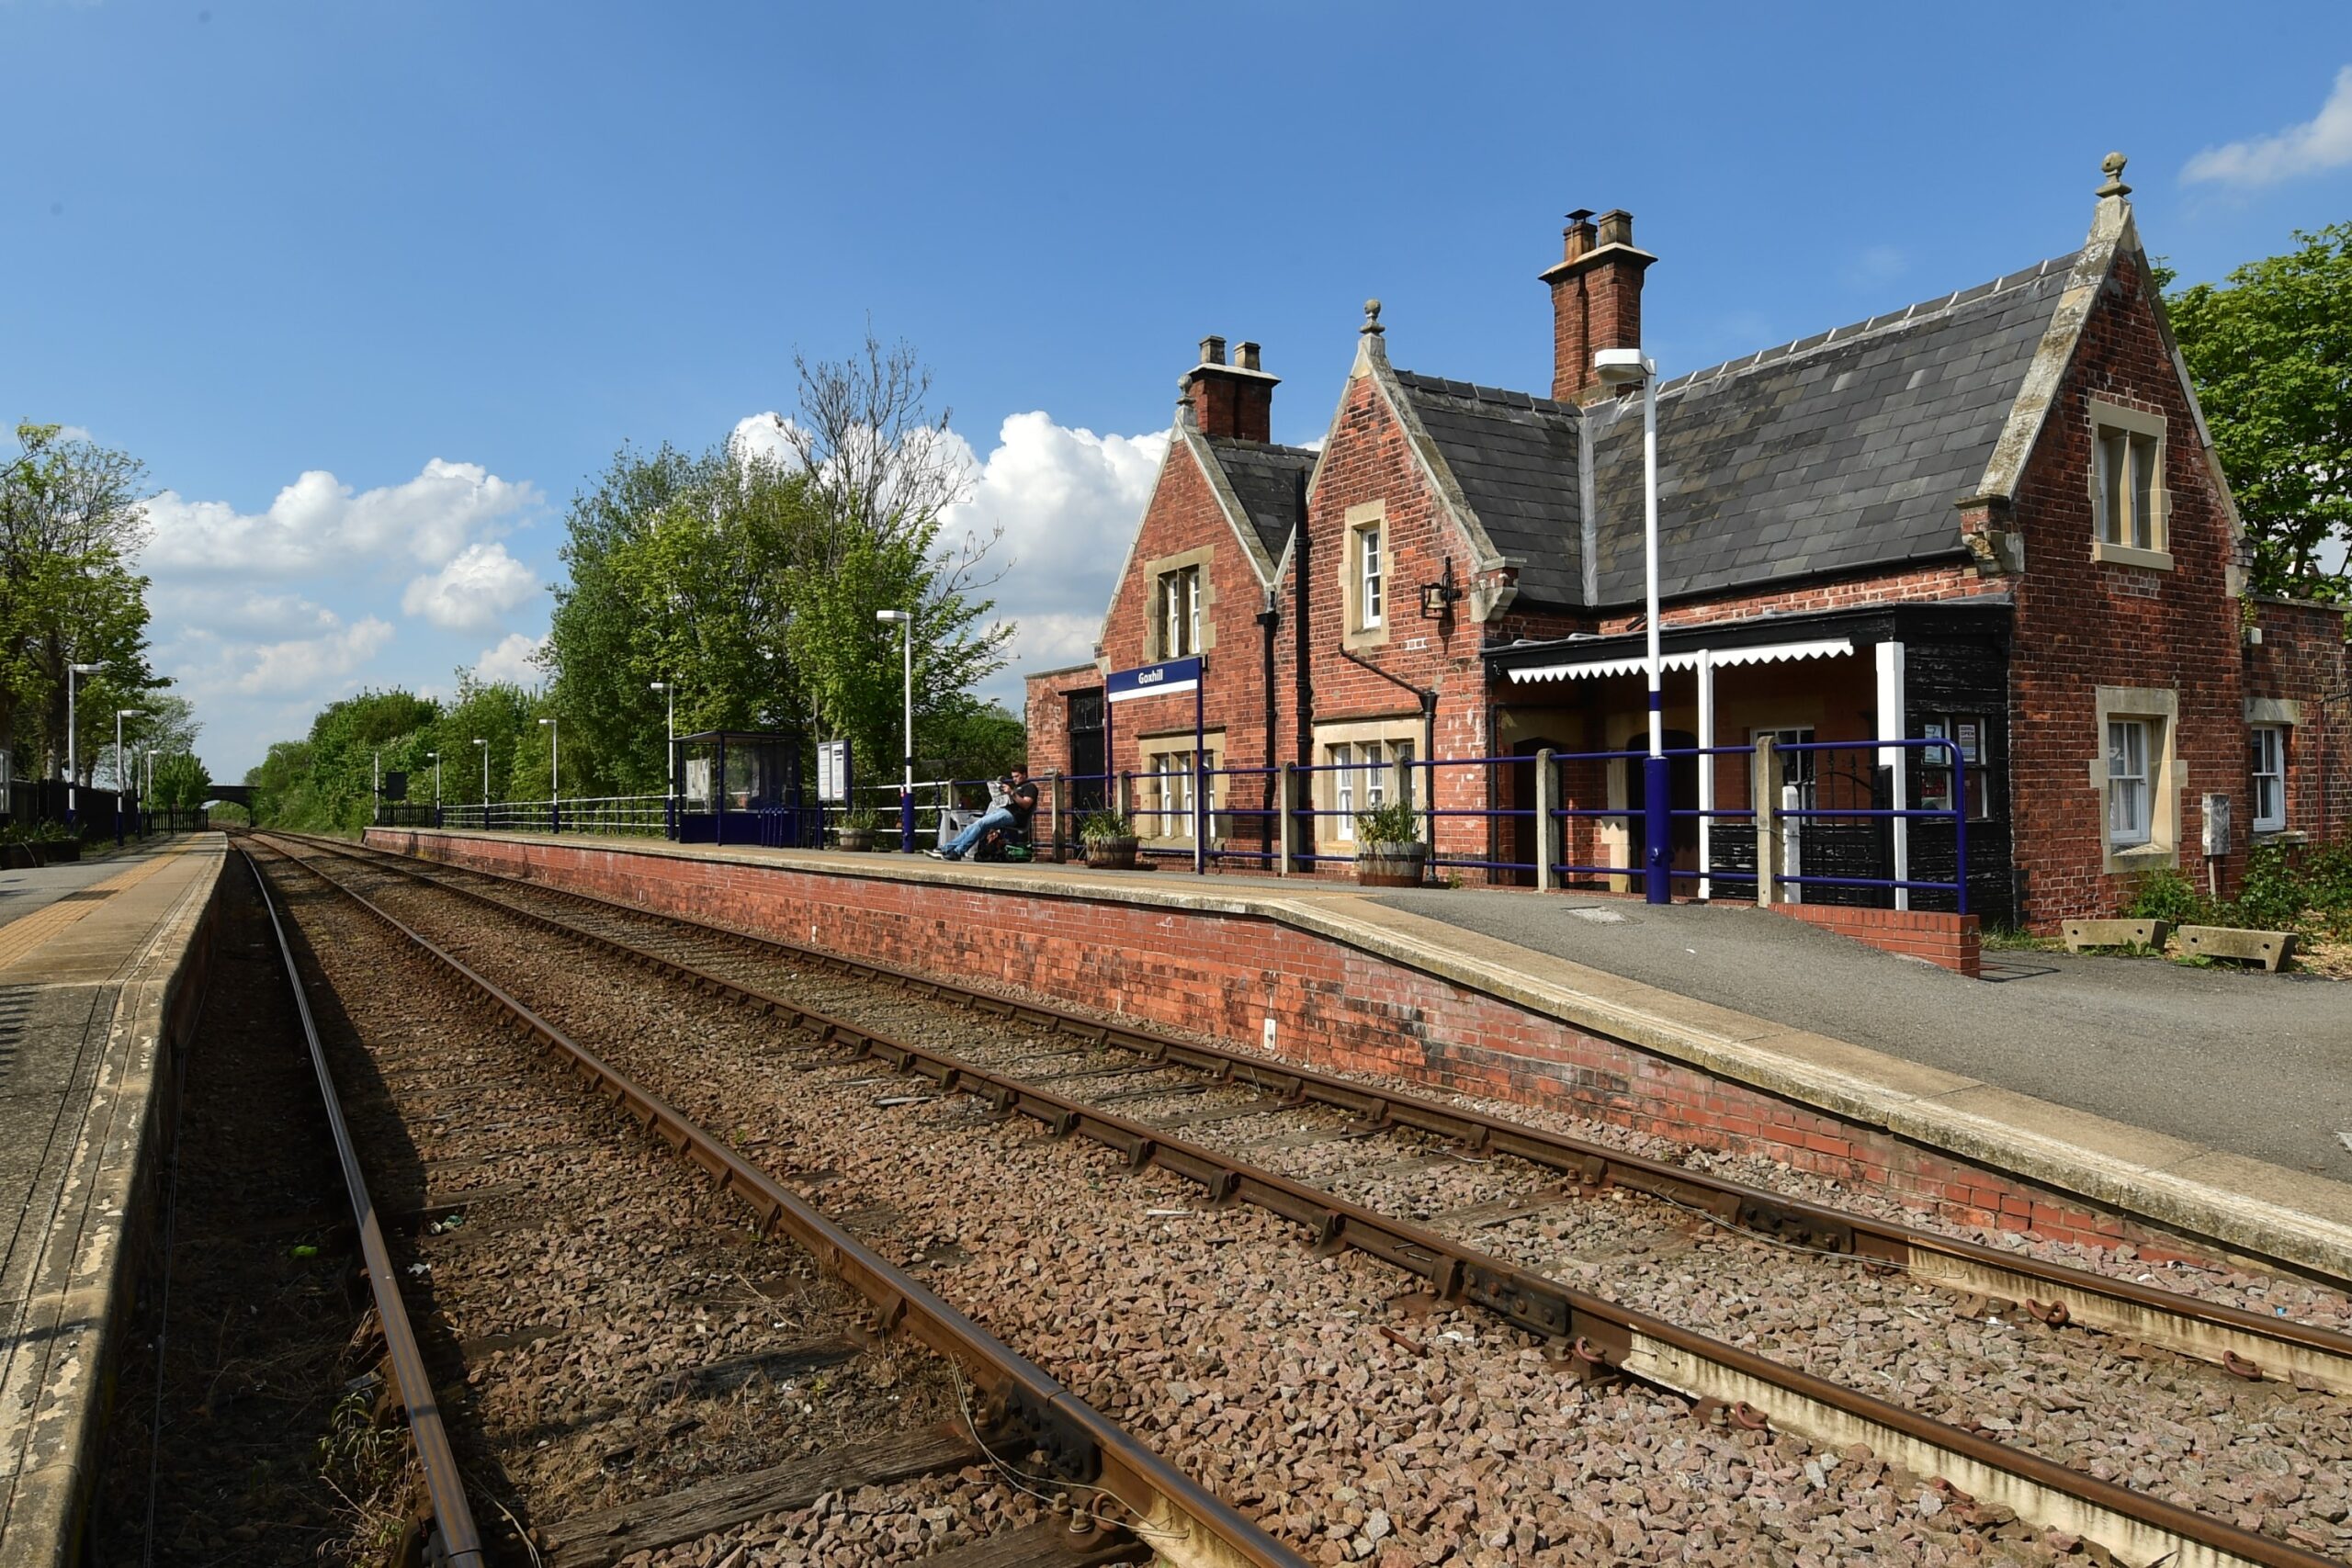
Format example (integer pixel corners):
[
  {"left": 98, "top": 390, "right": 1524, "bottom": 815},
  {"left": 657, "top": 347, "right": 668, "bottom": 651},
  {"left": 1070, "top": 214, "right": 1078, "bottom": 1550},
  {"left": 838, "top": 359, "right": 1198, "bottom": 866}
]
[{"left": 1105, "top": 656, "right": 1202, "bottom": 704}]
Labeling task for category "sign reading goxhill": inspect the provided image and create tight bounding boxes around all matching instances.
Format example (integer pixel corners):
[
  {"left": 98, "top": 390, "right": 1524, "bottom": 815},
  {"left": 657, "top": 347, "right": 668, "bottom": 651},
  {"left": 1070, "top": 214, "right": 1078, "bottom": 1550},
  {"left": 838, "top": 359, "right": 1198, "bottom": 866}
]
[{"left": 1106, "top": 656, "right": 1202, "bottom": 704}]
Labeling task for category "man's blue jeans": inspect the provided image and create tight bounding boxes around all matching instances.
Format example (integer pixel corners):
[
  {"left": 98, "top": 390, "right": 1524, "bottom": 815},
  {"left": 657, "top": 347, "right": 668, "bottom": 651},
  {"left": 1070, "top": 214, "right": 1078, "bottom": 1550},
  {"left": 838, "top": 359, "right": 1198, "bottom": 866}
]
[{"left": 944, "top": 807, "right": 1013, "bottom": 859}]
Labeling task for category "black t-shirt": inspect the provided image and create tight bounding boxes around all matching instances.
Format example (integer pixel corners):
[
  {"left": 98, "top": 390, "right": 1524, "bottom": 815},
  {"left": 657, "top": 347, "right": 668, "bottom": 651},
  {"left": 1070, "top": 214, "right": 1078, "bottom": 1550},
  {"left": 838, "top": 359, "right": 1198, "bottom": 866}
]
[{"left": 1005, "top": 779, "right": 1039, "bottom": 829}]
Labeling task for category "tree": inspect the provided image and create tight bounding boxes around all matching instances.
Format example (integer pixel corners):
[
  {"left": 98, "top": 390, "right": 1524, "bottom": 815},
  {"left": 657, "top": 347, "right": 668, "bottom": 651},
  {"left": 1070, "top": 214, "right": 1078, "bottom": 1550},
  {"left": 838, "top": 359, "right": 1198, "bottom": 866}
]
[
  {"left": 2165, "top": 226, "right": 2352, "bottom": 602},
  {"left": 0, "top": 423, "right": 164, "bottom": 786},
  {"left": 151, "top": 752, "right": 210, "bottom": 810}
]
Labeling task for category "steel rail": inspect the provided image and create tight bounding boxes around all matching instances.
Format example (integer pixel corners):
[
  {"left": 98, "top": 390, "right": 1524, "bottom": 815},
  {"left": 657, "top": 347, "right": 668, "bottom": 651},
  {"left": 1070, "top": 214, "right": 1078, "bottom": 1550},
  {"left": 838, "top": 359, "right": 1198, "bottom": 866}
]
[
  {"left": 238, "top": 847, "right": 489, "bottom": 1568},
  {"left": 288, "top": 834, "right": 2339, "bottom": 1568},
  {"left": 246, "top": 836, "right": 1299, "bottom": 1568},
  {"left": 321, "top": 831, "right": 2352, "bottom": 1396}
]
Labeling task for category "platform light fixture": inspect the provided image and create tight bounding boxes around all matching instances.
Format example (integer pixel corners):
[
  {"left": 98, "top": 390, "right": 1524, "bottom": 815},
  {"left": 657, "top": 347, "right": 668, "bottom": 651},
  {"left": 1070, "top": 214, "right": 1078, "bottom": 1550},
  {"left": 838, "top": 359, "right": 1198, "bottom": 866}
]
[
  {"left": 473, "top": 737, "right": 490, "bottom": 809},
  {"left": 113, "top": 708, "right": 142, "bottom": 846},
  {"left": 1593, "top": 344, "right": 1668, "bottom": 905},
  {"left": 538, "top": 716, "right": 559, "bottom": 812},
  {"left": 876, "top": 610, "right": 914, "bottom": 852},
  {"left": 65, "top": 660, "right": 100, "bottom": 826},
  {"left": 650, "top": 680, "right": 676, "bottom": 835},
  {"left": 425, "top": 750, "right": 440, "bottom": 812}
]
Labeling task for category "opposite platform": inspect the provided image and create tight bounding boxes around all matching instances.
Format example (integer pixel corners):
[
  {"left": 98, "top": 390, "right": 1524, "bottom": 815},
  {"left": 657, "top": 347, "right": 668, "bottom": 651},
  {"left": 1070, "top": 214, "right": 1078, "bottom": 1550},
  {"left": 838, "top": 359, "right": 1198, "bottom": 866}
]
[
  {"left": 0, "top": 835, "right": 224, "bottom": 1568},
  {"left": 367, "top": 829, "right": 2352, "bottom": 1287}
]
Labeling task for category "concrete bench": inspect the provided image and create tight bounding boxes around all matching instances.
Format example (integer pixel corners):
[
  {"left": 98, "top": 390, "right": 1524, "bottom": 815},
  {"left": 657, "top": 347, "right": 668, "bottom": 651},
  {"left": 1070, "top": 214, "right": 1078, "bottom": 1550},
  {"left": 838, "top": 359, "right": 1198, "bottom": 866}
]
[
  {"left": 2176, "top": 924, "right": 2296, "bottom": 972},
  {"left": 2061, "top": 918, "right": 2168, "bottom": 953}
]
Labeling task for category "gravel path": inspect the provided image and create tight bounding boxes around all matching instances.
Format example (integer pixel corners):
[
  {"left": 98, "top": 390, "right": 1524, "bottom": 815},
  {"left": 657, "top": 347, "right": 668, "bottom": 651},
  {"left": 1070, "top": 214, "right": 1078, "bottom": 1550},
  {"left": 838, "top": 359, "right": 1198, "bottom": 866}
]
[
  {"left": 258, "top": 850, "right": 1052, "bottom": 1564},
  {"left": 289, "top": 843, "right": 2264, "bottom": 1566}
]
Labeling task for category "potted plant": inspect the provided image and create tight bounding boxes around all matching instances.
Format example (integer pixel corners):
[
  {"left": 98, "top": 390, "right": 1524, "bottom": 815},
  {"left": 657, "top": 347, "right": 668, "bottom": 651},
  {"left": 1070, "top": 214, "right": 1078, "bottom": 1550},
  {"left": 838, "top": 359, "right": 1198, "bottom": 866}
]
[
  {"left": 835, "top": 807, "right": 879, "bottom": 852},
  {"left": 0, "top": 826, "right": 32, "bottom": 872},
  {"left": 1079, "top": 810, "right": 1140, "bottom": 870},
  {"left": 1352, "top": 799, "right": 1427, "bottom": 887}
]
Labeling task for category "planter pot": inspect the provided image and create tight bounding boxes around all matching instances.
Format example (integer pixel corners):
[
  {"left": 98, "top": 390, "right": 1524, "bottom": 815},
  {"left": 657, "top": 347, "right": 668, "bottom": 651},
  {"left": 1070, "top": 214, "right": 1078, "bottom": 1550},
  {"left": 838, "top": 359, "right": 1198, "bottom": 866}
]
[
  {"left": 836, "top": 828, "right": 876, "bottom": 852},
  {"left": 40, "top": 840, "right": 81, "bottom": 864},
  {"left": 1355, "top": 840, "right": 1428, "bottom": 887},
  {"left": 1084, "top": 835, "right": 1140, "bottom": 871},
  {"left": 1, "top": 844, "right": 33, "bottom": 871}
]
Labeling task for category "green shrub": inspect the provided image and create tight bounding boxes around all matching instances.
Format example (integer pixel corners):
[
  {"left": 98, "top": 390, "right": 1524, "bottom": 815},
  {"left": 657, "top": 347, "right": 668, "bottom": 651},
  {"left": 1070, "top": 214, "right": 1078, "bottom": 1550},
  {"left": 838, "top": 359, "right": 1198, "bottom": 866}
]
[
  {"left": 2229, "top": 842, "right": 2310, "bottom": 933},
  {"left": 2123, "top": 868, "right": 2213, "bottom": 928}
]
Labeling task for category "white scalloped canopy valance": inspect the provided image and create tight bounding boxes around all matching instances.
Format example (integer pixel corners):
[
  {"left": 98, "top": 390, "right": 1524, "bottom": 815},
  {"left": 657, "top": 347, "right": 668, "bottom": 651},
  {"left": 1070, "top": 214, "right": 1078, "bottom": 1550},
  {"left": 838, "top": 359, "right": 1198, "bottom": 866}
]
[{"left": 1504, "top": 637, "right": 1855, "bottom": 683}]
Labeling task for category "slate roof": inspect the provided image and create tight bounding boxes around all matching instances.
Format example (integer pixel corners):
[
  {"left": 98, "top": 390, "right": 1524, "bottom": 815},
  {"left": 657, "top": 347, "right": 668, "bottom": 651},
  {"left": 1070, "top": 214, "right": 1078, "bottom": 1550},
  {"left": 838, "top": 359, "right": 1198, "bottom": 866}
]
[
  {"left": 1396, "top": 253, "right": 2080, "bottom": 608},
  {"left": 1391, "top": 375, "right": 1586, "bottom": 606},
  {"left": 1203, "top": 435, "right": 1317, "bottom": 561}
]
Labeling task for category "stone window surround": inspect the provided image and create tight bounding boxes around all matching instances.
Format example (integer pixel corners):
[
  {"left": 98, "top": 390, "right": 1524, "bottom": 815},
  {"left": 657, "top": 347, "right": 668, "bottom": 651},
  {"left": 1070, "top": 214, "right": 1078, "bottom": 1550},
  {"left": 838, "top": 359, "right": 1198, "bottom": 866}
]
[
  {"left": 1144, "top": 545, "right": 1216, "bottom": 662},
  {"left": 2245, "top": 696, "right": 2303, "bottom": 841},
  {"left": 1135, "top": 728, "right": 1223, "bottom": 845},
  {"left": 2090, "top": 684, "right": 2183, "bottom": 874},
  {"left": 2085, "top": 398, "right": 2172, "bottom": 572},
  {"left": 1312, "top": 714, "right": 1421, "bottom": 852},
  {"left": 1340, "top": 500, "right": 1392, "bottom": 650}
]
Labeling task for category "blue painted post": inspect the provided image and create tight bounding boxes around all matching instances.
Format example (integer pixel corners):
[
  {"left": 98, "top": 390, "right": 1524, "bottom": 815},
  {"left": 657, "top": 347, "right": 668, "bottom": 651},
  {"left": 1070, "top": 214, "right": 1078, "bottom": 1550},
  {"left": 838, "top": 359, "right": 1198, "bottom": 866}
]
[
  {"left": 899, "top": 786, "right": 915, "bottom": 853},
  {"left": 1645, "top": 686, "right": 1669, "bottom": 904}
]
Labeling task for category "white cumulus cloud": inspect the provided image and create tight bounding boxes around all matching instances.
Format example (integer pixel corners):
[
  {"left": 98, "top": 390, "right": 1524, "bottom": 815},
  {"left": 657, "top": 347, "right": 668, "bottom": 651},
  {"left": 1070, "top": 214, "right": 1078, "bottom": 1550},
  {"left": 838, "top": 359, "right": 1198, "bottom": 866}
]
[
  {"left": 142, "top": 457, "right": 539, "bottom": 577},
  {"left": 236, "top": 615, "right": 395, "bottom": 695},
  {"left": 472, "top": 631, "right": 548, "bottom": 685},
  {"left": 936, "top": 412, "right": 1167, "bottom": 686},
  {"left": 2184, "top": 65, "right": 2352, "bottom": 186},
  {"left": 401, "top": 542, "right": 541, "bottom": 631}
]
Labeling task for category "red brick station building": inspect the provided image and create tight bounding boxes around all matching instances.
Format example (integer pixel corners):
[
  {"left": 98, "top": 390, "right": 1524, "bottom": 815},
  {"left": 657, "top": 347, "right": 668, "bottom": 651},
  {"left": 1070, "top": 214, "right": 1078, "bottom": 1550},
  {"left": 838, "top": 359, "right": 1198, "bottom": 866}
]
[{"left": 1024, "top": 159, "right": 2348, "bottom": 931}]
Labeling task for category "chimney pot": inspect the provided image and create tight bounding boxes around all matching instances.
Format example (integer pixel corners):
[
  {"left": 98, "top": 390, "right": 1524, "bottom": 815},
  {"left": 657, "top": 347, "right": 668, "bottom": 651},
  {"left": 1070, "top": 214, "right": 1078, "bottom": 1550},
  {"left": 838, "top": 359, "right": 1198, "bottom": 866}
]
[
  {"left": 1199, "top": 334, "right": 1227, "bottom": 366},
  {"left": 1235, "top": 340, "right": 1261, "bottom": 371},
  {"left": 1563, "top": 209, "right": 1597, "bottom": 264},
  {"left": 1597, "top": 209, "right": 1634, "bottom": 248}
]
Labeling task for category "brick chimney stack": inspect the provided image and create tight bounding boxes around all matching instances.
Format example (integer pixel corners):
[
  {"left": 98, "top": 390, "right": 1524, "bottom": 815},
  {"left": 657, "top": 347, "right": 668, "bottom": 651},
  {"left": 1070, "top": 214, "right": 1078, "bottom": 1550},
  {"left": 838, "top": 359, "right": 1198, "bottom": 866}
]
[
  {"left": 1542, "top": 208, "right": 1656, "bottom": 405},
  {"left": 1182, "top": 335, "right": 1279, "bottom": 443}
]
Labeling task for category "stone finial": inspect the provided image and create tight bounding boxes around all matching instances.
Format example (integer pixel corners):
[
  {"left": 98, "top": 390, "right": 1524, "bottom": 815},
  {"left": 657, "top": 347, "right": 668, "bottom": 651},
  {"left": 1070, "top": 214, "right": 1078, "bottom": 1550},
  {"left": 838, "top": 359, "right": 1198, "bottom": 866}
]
[
  {"left": 2098, "top": 151, "right": 2131, "bottom": 198},
  {"left": 1361, "top": 299, "right": 1384, "bottom": 335}
]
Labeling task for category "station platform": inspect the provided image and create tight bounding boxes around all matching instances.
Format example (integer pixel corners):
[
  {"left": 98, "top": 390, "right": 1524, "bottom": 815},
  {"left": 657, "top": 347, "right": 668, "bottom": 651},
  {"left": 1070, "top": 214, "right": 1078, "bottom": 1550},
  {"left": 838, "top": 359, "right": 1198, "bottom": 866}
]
[
  {"left": 366, "top": 829, "right": 2352, "bottom": 1287},
  {"left": 0, "top": 835, "right": 223, "bottom": 1568}
]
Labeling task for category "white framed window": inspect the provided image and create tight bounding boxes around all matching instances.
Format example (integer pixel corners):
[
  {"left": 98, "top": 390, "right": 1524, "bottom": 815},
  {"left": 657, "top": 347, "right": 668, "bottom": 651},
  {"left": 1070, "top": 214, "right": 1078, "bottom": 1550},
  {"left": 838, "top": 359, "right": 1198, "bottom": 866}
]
[
  {"left": 2107, "top": 718, "right": 2153, "bottom": 849},
  {"left": 1333, "top": 744, "right": 1357, "bottom": 840},
  {"left": 2087, "top": 401, "right": 2168, "bottom": 565},
  {"left": 2250, "top": 726, "right": 2287, "bottom": 833},
  {"left": 1358, "top": 525, "right": 1384, "bottom": 628},
  {"left": 1158, "top": 566, "right": 1201, "bottom": 659},
  {"left": 1918, "top": 715, "right": 1992, "bottom": 819}
]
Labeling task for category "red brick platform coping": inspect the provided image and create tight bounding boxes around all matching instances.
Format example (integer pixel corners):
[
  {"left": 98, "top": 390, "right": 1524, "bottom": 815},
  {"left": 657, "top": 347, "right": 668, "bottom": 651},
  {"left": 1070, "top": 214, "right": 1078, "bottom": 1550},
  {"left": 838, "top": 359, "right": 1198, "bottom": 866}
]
[{"left": 368, "top": 832, "right": 2227, "bottom": 1272}]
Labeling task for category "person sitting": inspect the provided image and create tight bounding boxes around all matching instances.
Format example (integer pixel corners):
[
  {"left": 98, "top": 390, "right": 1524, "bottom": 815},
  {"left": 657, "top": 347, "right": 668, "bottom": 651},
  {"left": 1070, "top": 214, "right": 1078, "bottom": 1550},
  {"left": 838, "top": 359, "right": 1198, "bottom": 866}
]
[{"left": 928, "top": 764, "right": 1037, "bottom": 862}]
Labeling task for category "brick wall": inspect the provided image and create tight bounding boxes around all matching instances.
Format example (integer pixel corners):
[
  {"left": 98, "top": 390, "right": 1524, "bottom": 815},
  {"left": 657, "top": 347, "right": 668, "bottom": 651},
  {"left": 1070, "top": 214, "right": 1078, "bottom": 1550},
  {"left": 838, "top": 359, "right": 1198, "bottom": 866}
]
[
  {"left": 371, "top": 830, "right": 2218, "bottom": 1263},
  {"left": 2243, "top": 597, "right": 2352, "bottom": 843},
  {"left": 2007, "top": 252, "right": 2248, "bottom": 929},
  {"left": 1769, "top": 902, "right": 1982, "bottom": 976}
]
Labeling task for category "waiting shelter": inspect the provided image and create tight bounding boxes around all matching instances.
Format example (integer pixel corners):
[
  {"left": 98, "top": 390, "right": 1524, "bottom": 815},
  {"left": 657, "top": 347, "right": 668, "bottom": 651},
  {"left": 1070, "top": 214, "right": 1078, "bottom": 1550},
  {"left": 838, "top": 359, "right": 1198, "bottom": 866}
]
[{"left": 672, "top": 729, "right": 815, "bottom": 847}]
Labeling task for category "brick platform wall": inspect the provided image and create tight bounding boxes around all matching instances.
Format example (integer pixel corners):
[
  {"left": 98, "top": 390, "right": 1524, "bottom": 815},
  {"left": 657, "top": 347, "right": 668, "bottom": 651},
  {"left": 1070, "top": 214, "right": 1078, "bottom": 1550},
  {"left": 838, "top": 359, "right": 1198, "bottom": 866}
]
[
  {"left": 371, "top": 831, "right": 2220, "bottom": 1265},
  {"left": 1769, "top": 902, "right": 1982, "bottom": 976}
]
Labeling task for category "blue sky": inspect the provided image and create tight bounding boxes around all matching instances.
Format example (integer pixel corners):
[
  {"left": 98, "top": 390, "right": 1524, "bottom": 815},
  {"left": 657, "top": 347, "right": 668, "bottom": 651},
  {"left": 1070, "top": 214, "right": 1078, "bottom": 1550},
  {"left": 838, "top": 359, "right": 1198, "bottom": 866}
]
[{"left": 5, "top": 3, "right": 2348, "bottom": 775}]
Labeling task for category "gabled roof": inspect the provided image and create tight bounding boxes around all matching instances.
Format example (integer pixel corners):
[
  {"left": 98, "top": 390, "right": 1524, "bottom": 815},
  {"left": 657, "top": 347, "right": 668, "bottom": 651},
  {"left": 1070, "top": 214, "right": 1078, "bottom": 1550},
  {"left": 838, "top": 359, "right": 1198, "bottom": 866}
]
[
  {"left": 1390, "top": 374, "right": 1584, "bottom": 605},
  {"left": 1585, "top": 254, "right": 2077, "bottom": 604},
  {"left": 1390, "top": 252, "right": 2081, "bottom": 608},
  {"left": 1202, "top": 435, "right": 1315, "bottom": 562}
]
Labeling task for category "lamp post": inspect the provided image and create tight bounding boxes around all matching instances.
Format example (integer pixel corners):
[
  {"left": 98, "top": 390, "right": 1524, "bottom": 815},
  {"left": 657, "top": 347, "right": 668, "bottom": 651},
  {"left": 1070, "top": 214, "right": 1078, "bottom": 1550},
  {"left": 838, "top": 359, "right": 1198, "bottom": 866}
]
[
  {"left": 539, "top": 716, "right": 560, "bottom": 831},
  {"left": 650, "top": 680, "right": 676, "bottom": 838},
  {"left": 876, "top": 610, "right": 914, "bottom": 852},
  {"left": 65, "top": 661, "right": 99, "bottom": 826},
  {"left": 114, "top": 709, "right": 142, "bottom": 847},
  {"left": 473, "top": 738, "right": 489, "bottom": 816},
  {"left": 1594, "top": 345, "right": 1669, "bottom": 905},
  {"left": 426, "top": 751, "right": 440, "bottom": 825}
]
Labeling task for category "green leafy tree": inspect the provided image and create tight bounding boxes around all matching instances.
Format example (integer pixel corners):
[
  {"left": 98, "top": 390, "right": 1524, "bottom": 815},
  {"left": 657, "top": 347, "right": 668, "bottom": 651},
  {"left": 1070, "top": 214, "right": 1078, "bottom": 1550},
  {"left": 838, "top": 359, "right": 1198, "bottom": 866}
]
[
  {"left": 0, "top": 423, "right": 163, "bottom": 784},
  {"left": 2164, "top": 225, "right": 2352, "bottom": 601},
  {"left": 150, "top": 752, "right": 210, "bottom": 810}
]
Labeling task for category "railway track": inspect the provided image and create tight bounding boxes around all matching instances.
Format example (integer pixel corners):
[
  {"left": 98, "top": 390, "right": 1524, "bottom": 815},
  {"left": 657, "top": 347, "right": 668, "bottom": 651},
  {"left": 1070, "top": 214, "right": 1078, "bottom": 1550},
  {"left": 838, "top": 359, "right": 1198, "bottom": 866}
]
[
  {"left": 242, "top": 839, "right": 1298, "bottom": 1568},
  {"left": 265, "top": 832, "right": 2352, "bottom": 1567}
]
